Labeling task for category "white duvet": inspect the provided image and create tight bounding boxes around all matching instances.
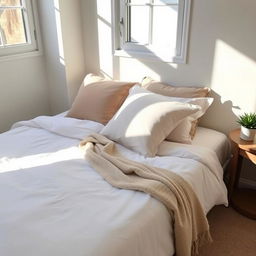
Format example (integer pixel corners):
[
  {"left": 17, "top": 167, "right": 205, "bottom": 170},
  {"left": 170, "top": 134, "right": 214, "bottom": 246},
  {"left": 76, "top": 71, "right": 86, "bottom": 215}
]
[{"left": 0, "top": 116, "right": 228, "bottom": 256}]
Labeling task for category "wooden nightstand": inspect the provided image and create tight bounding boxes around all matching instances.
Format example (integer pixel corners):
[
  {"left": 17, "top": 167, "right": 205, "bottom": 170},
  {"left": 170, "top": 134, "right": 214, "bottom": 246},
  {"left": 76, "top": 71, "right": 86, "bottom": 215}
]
[{"left": 228, "top": 129, "right": 256, "bottom": 219}]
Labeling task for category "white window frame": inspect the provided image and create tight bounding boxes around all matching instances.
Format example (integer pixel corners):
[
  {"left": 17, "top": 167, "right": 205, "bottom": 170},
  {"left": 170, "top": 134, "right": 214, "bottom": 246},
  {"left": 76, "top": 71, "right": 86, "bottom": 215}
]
[
  {"left": 0, "top": 0, "right": 38, "bottom": 58},
  {"left": 113, "top": 0, "right": 191, "bottom": 63}
]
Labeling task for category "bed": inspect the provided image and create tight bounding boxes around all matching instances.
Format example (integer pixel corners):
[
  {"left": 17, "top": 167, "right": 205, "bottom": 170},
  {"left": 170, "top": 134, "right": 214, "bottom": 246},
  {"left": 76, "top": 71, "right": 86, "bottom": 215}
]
[{"left": 0, "top": 75, "right": 229, "bottom": 256}]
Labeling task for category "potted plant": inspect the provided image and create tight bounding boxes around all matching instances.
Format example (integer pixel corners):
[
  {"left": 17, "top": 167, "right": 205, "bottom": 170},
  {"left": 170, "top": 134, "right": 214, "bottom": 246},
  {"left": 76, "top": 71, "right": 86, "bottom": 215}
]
[{"left": 237, "top": 112, "right": 256, "bottom": 141}]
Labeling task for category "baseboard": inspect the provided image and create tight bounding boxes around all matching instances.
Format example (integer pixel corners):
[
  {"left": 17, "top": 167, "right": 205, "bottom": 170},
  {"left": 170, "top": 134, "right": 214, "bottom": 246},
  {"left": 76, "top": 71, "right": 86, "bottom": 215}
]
[{"left": 239, "top": 178, "right": 256, "bottom": 190}]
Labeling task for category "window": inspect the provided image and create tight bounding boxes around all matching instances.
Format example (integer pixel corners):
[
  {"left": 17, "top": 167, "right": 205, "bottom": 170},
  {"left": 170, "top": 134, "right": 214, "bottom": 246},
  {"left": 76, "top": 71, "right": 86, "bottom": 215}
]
[
  {"left": 0, "top": 0, "right": 38, "bottom": 57},
  {"left": 114, "top": 0, "right": 191, "bottom": 63}
]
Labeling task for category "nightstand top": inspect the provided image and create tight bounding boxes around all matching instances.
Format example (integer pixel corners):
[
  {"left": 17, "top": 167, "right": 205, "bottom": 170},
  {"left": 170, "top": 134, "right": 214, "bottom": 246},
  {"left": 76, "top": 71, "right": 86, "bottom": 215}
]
[{"left": 229, "top": 129, "right": 256, "bottom": 154}]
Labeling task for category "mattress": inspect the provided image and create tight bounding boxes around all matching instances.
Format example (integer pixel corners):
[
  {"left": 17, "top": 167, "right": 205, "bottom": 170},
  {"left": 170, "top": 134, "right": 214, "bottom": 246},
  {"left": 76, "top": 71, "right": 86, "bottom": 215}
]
[
  {"left": 158, "top": 127, "right": 231, "bottom": 167},
  {"left": 0, "top": 116, "right": 228, "bottom": 256},
  {"left": 192, "top": 127, "right": 231, "bottom": 166}
]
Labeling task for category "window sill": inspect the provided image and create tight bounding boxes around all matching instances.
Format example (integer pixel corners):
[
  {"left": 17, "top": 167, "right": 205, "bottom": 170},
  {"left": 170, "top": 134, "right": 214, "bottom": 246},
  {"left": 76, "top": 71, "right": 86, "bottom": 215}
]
[
  {"left": 114, "top": 49, "right": 186, "bottom": 64},
  {"left": 0, "top": 50, "right": 42, "bottom": 63}
]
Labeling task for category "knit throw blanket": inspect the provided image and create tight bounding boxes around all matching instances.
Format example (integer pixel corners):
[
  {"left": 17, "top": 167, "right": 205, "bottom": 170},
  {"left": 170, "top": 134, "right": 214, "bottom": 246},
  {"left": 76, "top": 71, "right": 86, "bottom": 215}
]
[{"left": 80, "top": 134, "right": 212, "bottom": 256}]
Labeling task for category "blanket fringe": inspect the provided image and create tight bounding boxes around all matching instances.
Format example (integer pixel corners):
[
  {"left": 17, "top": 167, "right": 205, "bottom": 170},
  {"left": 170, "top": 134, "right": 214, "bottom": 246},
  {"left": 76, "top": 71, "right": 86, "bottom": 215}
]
[{"left": 192, "top": 230, "right": 213, "bottom": 256}]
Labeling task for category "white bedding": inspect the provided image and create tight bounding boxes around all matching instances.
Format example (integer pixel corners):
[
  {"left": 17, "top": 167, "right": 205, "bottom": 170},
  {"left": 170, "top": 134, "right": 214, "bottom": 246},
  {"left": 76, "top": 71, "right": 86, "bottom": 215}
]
[
  {"left": 0, "top": 116, "right": 228, "bottom": 256},
  {"left": 160, "top": 127, "right": 231, "bottom": 167},
  {"left": 192, "top": 127, "right": 231, "bottom": 166}
]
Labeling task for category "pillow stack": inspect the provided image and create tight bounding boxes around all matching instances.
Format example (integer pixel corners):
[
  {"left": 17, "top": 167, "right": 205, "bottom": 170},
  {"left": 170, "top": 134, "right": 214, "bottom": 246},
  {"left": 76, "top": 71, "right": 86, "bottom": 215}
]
[
  {"left": 101, "top": 86, "right": 201, "bottom": 156},
  {"left": 141, "top": 77, "right": 212, "bottom": 144},
  {"left": 68, "top": 74, "right": 213, "bottom": 157}
]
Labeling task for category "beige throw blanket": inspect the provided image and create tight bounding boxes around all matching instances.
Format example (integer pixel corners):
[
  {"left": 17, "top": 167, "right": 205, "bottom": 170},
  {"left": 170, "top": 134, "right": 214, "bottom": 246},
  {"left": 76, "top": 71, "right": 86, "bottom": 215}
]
[{"left": 80, "top": 134, "right": 212, "bottom": 256}]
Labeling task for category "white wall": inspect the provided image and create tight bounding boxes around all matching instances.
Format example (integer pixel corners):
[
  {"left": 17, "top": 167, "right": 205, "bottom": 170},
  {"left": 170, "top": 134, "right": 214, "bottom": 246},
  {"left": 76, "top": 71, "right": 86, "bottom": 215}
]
[
  {"left": 0, "top": 56, "right": 50, "bottom": 133},
  {"left": 81, "top": 0, "right": 256, "bottom": 180},
  {"left": 81, "top": 0, "right": 256, "bottom": 134},
  {"left": 38, "top": 0, "right": 85, "bottom": 115}
]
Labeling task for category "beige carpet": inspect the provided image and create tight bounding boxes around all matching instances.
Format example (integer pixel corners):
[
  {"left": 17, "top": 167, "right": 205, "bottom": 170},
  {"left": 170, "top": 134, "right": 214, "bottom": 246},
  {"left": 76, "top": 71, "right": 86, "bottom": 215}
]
[{"left": 199, "top": 205, "right": 256, "bottom": 256}]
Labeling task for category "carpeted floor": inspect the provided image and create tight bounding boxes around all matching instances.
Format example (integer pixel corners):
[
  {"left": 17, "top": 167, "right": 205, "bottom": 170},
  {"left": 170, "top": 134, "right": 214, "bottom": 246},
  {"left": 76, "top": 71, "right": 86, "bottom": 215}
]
[{"left": 199, "top": 205, "right": 256, "bottom": 256}]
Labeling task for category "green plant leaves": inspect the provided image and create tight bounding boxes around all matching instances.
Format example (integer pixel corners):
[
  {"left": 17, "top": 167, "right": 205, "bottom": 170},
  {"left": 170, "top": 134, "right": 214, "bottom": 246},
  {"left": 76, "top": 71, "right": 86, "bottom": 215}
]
[{"left": 237, "top": 112, "right": 256, "bottom": 129}]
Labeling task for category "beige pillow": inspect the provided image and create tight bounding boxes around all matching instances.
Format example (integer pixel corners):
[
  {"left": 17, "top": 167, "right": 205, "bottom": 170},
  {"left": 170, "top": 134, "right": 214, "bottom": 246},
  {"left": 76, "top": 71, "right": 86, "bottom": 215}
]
[
  {"left": 165, "top": 97, "right": 213, "bottom": 144},
  {"left": 101, "top": 86, "right": 201, "bottom": 157},
  {"left": 141, "top": 77, "right": 210, "bottom": 137},
  {"left": 67, "top": 74, "right": 136, "bottom": 124},
  {"left": 141, "top": 77, "right": 210, "bottom": 98}
]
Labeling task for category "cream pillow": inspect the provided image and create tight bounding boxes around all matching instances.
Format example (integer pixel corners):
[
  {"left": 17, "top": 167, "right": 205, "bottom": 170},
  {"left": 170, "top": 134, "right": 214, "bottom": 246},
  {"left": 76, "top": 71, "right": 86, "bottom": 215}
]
[
  {"left": 101, "top": 86, "right": 201, "bottom": 157},
  {"left": 165, "top": 97, "right": 213, "bottom": 144},
  {"left": 141, "top": 77, "right": 211, "bottom": 138},
  {"left": 66, "top": 74, "right": 136, "bottom": 124}
]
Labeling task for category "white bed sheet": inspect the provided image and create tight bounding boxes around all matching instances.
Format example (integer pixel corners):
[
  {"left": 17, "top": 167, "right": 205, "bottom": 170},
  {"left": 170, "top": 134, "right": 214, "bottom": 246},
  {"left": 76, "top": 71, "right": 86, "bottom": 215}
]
[
  {"left": 0, "top": 116, "right": 228, "bottom": 256},
  {"left": 159, "top": 127, "right": 231, "bottom": 167},
  {"left": 192, "top": 127, "right": 231, "bottom": 166}
]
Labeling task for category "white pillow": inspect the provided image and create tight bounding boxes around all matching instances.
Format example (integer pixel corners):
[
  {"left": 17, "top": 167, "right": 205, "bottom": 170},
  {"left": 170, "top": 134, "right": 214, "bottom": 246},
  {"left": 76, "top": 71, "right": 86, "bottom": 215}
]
[
  {"left": 166, "top": 97, "right": 213, "bottom": 144},
  {"left": 101, "top": 86, "right": 201, "bottom": 157}
]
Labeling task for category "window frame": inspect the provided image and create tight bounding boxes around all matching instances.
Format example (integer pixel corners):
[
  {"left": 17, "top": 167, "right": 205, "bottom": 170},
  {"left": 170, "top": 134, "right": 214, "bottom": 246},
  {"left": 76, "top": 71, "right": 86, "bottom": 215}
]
[
  {"left": 113, "top": 0, "right": 191, "bottom": 63},
  {"left": 0, "top": 0, "right": 38, "bottom": 58}
]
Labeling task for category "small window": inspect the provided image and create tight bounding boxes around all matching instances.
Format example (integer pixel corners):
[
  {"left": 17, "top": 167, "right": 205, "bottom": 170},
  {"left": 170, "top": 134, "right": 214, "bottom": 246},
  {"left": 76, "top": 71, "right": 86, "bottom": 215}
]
[
  {"left": 114, "top": 0, "right": 191, "bottom": 63},
  {"left": 0, "top": 0, "right": 37, "bottom": 57}
]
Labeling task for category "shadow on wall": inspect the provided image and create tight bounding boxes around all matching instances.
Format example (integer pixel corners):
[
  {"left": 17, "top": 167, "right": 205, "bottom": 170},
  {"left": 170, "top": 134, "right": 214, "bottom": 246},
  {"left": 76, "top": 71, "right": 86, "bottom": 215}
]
[
  {"left": 82, "top": 0, "right": 256, "bottom": 135},
  {"left": 37, "top": 0, "right": 70, "bottom": 114},
  {"left": 199, "top": 91, "right": 239, "bottom": 133}
]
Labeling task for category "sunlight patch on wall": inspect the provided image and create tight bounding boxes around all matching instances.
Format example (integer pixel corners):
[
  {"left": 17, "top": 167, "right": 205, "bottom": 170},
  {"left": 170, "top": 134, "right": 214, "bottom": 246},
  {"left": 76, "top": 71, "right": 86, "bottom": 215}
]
[
  {"left": 97, "top": 0, "right": 113, "bottom": 78},
  {"left": 119, "top": 57, "right": 177, "bottom": 81},
  {"left": 97, "top": 0, "right": 112, "bottom": 24},
  {"left": 211, "top": 40, "right": 256, "bottom": 116},
  {"left": 54, "top": 0, "right": 65, "bottom": 65},
  {"left": 97, "top": 18, "right": 113, "bottom": 78},
  {"left": 119, "top": 58, "right": 160, "bottom": 81}
]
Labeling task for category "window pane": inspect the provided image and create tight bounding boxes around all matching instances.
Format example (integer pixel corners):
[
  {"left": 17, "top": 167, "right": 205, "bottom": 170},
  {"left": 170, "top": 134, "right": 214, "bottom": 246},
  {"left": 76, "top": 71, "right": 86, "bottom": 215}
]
[
  {"left": 153, "top": 0, "right": 179, "bottom": 4},
  {"left": 0, "top": 0, "right": 21, "bottom": 7},
  {"left": 152, "top": 6, "right": 178, "bottom": 48},
  {"left": 0, "top": 8, "right": 26, "bottom": 45},
  {"left": 130, "top": 0, "right": 150, "bottom": 4},
  {"left": 129, "top": 6, "right": 149, "bottom": 44}
]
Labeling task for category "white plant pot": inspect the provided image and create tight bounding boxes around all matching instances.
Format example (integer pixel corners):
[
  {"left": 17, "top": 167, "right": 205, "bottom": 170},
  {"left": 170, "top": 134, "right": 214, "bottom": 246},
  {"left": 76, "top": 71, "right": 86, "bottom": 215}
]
[{"left": 240, "top": 126, "right": 256, "bottom": 141}]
